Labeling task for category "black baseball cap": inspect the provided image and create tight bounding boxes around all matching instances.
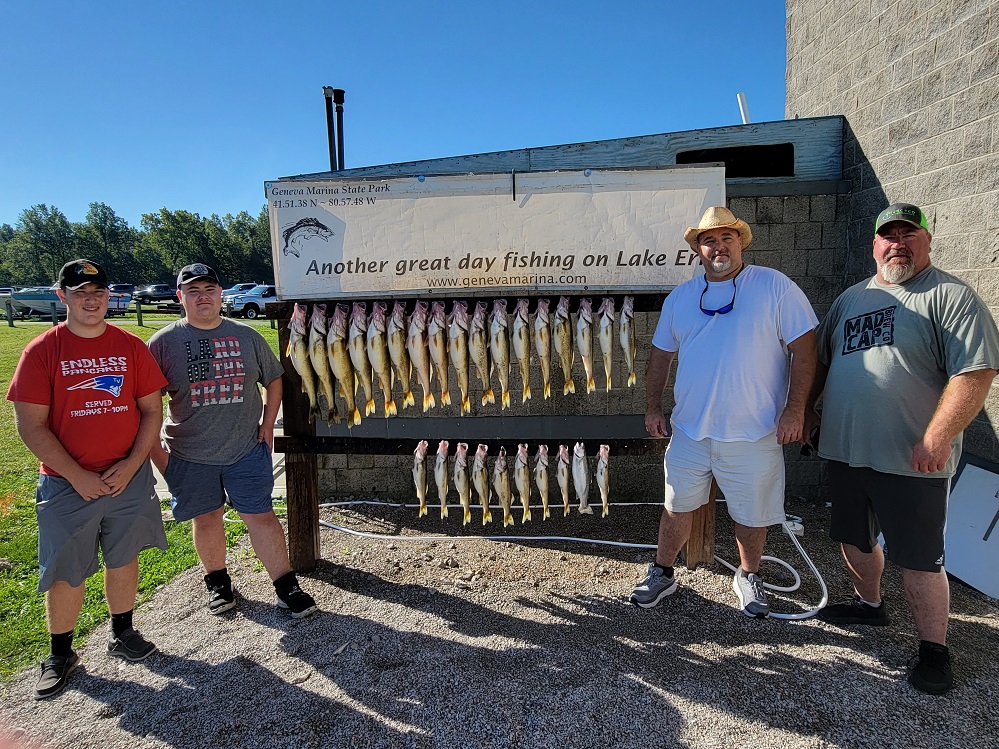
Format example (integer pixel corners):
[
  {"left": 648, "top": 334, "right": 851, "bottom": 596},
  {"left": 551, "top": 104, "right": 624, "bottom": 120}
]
[
  {"left": 176, "top": 263, "right": 221, "bottom": 287},
  {"left": 874, "top": 203, "right": 928, "bottom": 236},
  {"left": 58, "top": 259, "right": 109, "bottom": 289}
]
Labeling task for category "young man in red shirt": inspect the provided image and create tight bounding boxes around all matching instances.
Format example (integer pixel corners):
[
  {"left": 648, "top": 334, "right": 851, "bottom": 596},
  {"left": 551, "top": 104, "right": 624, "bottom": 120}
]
[{"left": 7, "top": 259, "right": 168, "bottom": 700}]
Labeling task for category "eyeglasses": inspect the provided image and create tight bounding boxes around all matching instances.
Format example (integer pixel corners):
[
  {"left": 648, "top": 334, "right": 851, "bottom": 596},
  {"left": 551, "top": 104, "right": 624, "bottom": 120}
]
[{"left": 699, "top": 274, "right": 737, "bottom": 316}]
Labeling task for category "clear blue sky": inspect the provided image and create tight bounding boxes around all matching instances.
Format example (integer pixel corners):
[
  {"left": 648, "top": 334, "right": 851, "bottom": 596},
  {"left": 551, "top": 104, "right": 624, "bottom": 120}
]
[{"left": 1, "top": 1, "right": 787, "bottom": 229}]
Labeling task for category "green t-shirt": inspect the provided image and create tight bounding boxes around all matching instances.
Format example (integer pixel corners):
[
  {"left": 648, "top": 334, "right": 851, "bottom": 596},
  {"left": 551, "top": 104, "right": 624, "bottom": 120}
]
[{"left": 817, "top": 265, "right": 999, "bottom": 478}]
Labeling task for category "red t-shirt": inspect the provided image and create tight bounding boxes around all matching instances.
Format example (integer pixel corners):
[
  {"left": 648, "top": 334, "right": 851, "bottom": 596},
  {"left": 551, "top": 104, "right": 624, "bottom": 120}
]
[{"left": 6, "top": 323, "right": 167, "bottom": 476}]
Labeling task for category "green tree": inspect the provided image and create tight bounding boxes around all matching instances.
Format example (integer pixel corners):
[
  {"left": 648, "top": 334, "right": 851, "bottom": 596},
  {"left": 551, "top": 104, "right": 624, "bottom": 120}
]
[
  {"left": 247, "top": 206, "right": 274, "bottom": 283},
  {"left": 139, "top": 208, "right": 212, "bottom": 281},
  {"left": 205, "top": 208, "right": 274, "bottom": 285},
  {"left": 75, "top": 203, "right": 142, "bottom": 282},
  {"left": 7, "top": 205, "right": 75, "bottom": 284}
]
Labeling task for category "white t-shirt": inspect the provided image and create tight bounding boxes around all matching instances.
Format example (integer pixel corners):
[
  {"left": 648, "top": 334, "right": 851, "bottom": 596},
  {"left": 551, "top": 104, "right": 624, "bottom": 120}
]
[{"left": 652, "top": 264, "right": 818, "bottom": 442}]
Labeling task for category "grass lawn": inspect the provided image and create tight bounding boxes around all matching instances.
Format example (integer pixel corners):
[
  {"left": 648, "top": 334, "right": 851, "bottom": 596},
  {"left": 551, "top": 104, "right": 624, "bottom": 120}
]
[{"left": 0, "top": 318, "right": 281, "bottom": 678}]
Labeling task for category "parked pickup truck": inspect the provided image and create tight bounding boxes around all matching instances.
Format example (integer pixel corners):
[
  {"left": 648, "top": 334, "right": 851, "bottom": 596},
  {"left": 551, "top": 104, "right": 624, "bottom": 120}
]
[{"left": 223, "top": 285, "right": 276, "bottom": 319}]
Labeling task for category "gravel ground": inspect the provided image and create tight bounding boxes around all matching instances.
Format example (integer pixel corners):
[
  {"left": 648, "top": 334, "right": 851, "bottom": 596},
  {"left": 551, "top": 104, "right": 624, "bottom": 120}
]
[{"left": 2, "top": 498, "right": 998, "bottom": 749}]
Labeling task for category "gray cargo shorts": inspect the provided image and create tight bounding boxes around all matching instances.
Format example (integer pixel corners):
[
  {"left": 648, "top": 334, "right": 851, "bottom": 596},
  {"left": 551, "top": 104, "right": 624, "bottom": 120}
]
[{"left": 35, "top": 460, "right": 168, "bottom": 592}]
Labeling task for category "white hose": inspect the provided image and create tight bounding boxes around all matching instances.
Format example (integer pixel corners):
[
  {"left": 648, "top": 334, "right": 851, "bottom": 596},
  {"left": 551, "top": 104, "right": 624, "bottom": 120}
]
[
  {"left": 316, "top": 499, "right": 828, "bottom": 620},
  {"left": 712, "top": 521, "right": 828, "bottom": 620}
]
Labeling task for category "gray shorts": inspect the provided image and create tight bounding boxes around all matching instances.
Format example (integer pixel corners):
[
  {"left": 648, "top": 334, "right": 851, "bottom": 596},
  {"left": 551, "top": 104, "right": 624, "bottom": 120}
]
[
  {"left": 827, "top": 461, "right": 949, "bottom": 572},
  {"left": 36, "top": 460, "right": 168, "bottom": 592},
  {"left": 165, "top": 441, "right": 275, "bottom": 522}
]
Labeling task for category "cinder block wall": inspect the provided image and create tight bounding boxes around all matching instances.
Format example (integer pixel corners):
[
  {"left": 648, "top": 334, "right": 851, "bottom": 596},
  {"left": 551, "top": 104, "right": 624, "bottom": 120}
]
[
  {"left": 734, "top": 191, "right": 850, "bottom": 500},
  {"left": 786, "top": 0, "right": 999, "bottom": 463}
]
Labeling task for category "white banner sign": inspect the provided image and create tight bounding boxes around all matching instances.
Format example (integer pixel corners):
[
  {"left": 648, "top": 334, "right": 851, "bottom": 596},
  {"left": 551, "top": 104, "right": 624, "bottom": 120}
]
[{"left": 265, "top": 166, "right": 724, "bottom": 299}]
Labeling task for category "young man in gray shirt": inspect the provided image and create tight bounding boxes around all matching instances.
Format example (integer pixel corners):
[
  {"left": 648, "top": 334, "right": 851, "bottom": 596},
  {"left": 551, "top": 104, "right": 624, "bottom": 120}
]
[
  {"left": 149, "top": 264, "right": 316, "bottom": 618},
  {"left": 806, "top": 204, "right": 999, "bottom": 695}
]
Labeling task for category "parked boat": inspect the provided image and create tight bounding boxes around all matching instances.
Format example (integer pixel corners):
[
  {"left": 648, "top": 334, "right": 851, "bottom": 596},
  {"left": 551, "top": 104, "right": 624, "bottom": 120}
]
[
  {"left": 10, "top": 286, "right": 131, "bottom": 318},
  {"left": 10, "top": 286, "right": 64, "bottom": 317}
]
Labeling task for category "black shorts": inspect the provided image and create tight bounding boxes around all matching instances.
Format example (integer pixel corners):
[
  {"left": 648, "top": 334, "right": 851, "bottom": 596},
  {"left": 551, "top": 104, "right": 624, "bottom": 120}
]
[{"left": 827, "top": 461, "right": 949, "bottom": 572}]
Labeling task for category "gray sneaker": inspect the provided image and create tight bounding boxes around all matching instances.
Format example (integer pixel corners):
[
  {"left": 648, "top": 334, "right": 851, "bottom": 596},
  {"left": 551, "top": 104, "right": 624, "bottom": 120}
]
[
  {"left": 630, "top": 564, "right": 678, "bottom": 608},
  {"left": 732, "top": 570, "right": 769, "bottom": 618}
]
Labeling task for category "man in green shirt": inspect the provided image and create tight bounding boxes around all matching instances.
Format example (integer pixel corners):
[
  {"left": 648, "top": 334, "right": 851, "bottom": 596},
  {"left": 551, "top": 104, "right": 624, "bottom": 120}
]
[{"left": 806, "top": 203, "right": 999, "bottom": 695}]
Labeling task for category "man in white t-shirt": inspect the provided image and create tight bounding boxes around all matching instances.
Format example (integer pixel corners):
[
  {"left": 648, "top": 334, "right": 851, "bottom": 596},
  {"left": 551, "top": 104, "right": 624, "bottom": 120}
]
[{"left": 630, "top": 206, "right": 818, "bottom": 617}]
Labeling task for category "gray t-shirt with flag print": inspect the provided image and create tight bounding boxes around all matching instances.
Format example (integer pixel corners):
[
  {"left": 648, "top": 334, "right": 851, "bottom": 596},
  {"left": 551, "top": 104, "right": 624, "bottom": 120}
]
[
  {"left": 817, "top": 265, "right": 999, "bottom": 478},
  {"left": 148, "top": 318, "right": 283, "bottom": 466}
]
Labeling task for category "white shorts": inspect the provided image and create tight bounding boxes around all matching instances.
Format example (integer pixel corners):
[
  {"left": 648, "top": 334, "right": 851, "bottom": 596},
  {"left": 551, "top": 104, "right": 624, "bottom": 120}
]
[{"left": 663, "top": 427, "right": 786, "bottom": 527}]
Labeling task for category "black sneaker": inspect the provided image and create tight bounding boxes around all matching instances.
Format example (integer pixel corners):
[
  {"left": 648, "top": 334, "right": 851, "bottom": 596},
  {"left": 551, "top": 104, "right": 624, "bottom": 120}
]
[
  {"left": 206, "top": 576, "right": 237, "bottom": 615},
  {"left": 276, "top": 583, "right": 318, "bottom": 619},
  {"left": 908, "top": 640, "right": 953, "bottom": 695},
  {"left": 34, "top": 651, "right": 80, "bottom": 700},
  {"left": 107, "top": 628, "right": 158, "bottom": 662},
  {"left": 817, "top": 595, "right": 889, "bottom": 626}
]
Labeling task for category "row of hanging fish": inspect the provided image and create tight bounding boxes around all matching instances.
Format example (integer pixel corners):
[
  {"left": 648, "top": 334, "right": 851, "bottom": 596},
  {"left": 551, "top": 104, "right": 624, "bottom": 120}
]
[
  {"left": 285, "top": 296, "right": 638, "bottom": 426},
  {"left": 412, "top": 441, "right": 611, "bottom": 526}
]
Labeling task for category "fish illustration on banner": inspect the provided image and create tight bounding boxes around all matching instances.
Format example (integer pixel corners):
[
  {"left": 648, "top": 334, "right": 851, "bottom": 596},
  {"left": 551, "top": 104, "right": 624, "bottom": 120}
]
[{"left": 281, "top": 217, "right": 335, "bottom": 258}]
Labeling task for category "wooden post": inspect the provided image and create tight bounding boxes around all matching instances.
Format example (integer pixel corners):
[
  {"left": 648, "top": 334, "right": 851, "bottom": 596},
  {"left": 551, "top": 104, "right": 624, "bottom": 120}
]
[
  {"left": 684, "top": 478, "right": 717, "bottom": 569},
  {"left": 286, "top": 452, "right": 320, "bottom": 571}
]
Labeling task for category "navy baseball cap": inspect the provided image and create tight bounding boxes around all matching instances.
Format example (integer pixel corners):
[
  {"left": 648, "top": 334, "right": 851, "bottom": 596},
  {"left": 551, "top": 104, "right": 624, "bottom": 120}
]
[
  {"left": 58, "top": 259, "right": 109, "bottom": 289},
  {"left": 874, "top": 203, "right": 928, "bottom": 236}
]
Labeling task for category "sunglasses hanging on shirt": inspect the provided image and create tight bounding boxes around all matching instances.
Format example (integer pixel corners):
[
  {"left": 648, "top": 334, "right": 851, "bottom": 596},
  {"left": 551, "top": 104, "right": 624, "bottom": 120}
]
[{"left": 699, "top": 264, "right": 746, "bottom": 317}]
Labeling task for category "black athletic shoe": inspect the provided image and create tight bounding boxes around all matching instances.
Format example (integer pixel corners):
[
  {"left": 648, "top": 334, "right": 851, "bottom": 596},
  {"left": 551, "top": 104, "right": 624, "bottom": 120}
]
[
  {"left": 107, "top": 628, "right": 158, "bottom": 662},
  {"left": 817, "top": 595, "right": 889, "bottom": 626},
  {"left": 205, "top": 576, "right": 237, "bottom": 615},
  {"left": 34, "top": 651, "right": 80, "bottom": 700},
  {"left": 276, "top": 583, "right": 318, "bottom": 619},
  {"left": 908, "top": 641, "right": 953, "bottom": 695}
]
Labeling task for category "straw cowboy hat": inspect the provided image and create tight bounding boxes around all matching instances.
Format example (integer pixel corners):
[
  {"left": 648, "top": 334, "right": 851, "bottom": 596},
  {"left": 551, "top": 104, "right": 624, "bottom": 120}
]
[{"left": 683, "top": 206, "right": 753, "bottom": 251}]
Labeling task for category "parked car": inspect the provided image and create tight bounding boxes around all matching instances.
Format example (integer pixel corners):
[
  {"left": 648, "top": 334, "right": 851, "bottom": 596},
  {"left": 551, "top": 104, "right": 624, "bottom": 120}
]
[
  {"left": 134, "top": 284, "right": 177, "bottom": 304},
  {"left": 223, "top": 283, "right": 257, "bottom": 300},
  {"left": 108, "top": 283, "right": 136, "bottom": 295},
  {"left": 223, "top": 284, "right": 276, "bottom": 319}
]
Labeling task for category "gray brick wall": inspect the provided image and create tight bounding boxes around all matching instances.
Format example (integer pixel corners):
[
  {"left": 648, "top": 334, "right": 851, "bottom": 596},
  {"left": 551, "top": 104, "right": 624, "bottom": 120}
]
[
  {"left": 738, "top": 191, "right": 848, "bottom": 500},
  {"left": 787, "top": 0, "right": 999, "bottom": 464}
]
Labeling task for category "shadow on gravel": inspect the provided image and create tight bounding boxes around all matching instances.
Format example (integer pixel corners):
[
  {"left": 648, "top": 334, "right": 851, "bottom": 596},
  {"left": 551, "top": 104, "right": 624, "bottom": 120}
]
[
  {"left": 75, "top": 654, "right": 359, "bottom": 749},
  {"left": 8, "top": 499, "right": 999, "bottom": 749}
]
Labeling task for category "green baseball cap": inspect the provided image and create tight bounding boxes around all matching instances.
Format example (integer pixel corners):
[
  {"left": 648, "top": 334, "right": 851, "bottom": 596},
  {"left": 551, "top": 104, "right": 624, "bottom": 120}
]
[{"left": 874, "top": 203, "right": 928, "bottom": 236}]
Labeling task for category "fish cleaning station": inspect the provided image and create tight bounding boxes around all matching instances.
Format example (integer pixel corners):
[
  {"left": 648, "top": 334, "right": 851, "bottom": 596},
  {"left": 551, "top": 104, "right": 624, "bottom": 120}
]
[{"left": 267, "top": 105, "right": 847, "bottom": 613}]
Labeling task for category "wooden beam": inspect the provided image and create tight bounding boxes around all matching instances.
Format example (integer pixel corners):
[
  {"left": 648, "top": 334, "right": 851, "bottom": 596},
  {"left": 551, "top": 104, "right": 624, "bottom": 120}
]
[
  {"left": 286, "top": 452, "right": 320, "bottom": 571},
  {"left": 684, "top": 479, "right": 717, "bottom": 569}
]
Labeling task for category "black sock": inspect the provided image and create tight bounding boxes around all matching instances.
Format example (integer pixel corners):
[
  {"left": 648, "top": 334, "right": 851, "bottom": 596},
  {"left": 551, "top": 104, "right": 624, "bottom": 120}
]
[
  {"left": 653, "top": 563, "right": 674, "bottom": 578},
  {"left": 111, "top": 610, "right": 134, "bottom": 639},
  {"left": 50, "top": 631, "right": 74, "bottom": 657},
  {"left": 204, "top": 568, "right": 231, "bottom": 588},
  {"left": 273, "top": 571, "right": 299, "bottom": 598}
]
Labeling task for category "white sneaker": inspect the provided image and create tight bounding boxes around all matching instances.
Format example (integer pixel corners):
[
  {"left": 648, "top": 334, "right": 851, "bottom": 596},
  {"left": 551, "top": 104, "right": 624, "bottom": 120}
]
[{"left": 732, "top": 570, "right": 769, "bottom": 618}]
